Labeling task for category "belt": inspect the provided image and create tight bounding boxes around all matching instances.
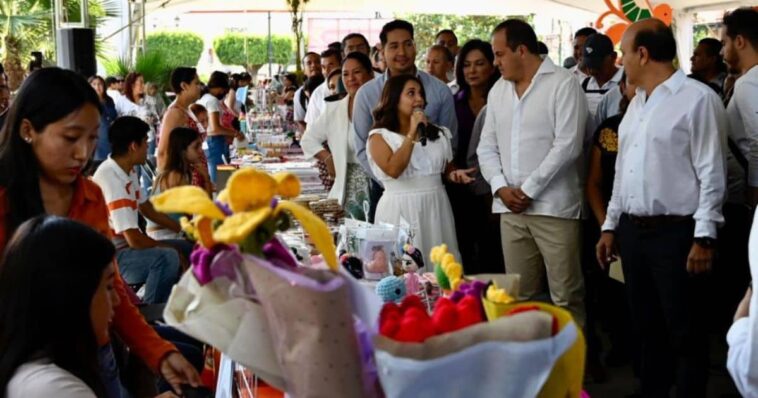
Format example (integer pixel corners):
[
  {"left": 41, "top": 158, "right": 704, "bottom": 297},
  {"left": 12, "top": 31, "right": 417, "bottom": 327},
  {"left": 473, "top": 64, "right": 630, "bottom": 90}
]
[{"left": 623, "top": 213, "right": 692, "bottom": 229}]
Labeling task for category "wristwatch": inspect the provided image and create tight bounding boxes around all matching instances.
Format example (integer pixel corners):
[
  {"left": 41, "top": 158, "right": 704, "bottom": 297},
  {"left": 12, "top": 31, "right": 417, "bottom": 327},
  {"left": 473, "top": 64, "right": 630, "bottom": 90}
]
[{"left": 693, "top": 237, "right": 716, "bottom": 248}]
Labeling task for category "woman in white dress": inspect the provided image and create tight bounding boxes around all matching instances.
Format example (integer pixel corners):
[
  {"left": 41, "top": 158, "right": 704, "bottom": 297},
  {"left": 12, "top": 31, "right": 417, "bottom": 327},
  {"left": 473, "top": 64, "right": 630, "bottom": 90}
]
[
  {"left": 367, "top": 75, "right": 476, "bottom": 266},
  {"left": 302, "top": 52, "right": 374, "bottom": 220}
]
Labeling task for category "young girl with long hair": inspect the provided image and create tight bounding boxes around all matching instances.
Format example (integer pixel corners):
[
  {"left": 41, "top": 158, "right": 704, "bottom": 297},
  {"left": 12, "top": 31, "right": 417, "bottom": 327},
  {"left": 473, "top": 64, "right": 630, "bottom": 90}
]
[
  {"left": 0, "top": 67, "right": 200, "bottom": 397},
  {"left": 0, "top": 216, "right": 117, "bottom": 398},
  {"left": 147, "top": 127, "right": 204, "bottom": 241}
]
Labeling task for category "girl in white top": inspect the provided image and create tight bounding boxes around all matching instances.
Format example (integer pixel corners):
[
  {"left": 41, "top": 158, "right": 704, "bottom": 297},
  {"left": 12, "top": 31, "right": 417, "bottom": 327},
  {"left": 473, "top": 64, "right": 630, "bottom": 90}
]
[
  {"left": 302, "top": 52, "right": 375, "bottom": 219},
  {"left": 367, "top": 75, "right": 476, "bottom": 267},
  {"left": 0, "top": 216, "right": 118, "bottom": 398}
]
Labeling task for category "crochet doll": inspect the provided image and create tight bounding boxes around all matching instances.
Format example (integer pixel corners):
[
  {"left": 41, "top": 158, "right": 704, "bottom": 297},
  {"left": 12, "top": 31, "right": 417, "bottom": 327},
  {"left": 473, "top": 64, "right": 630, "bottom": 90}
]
[{"left": 401, "top": 244, "right": 424, "bottom": 295}]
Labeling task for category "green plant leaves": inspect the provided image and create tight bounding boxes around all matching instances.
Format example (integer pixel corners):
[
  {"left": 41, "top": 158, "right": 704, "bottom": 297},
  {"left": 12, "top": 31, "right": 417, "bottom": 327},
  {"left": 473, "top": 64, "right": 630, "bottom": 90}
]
[
  {"left": 146, "top": 31, "right": 204, "bottom": 68},
  {"left": 213, "top": 33, "right": 293, "bottom": 68}
]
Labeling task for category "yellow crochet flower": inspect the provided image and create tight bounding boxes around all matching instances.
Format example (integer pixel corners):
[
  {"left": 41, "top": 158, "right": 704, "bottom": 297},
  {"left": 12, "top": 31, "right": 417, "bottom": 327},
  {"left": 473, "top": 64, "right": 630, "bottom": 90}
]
[
  {"left": 486, "top": 283, "right": 515, "bottom": 304},
  {"left": 151, "top": 168, "right": 337, "bottom": 270},
  {"left": 429, "top": 244, "right": 448, "bottom": 263},
  {"left": 429, "top": 244, "right": 465, "bottom": 291}
]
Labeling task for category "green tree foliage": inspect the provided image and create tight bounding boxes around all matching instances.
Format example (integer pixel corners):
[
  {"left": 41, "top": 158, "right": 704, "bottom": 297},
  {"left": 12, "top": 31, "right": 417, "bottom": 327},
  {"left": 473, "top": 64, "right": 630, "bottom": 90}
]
[
  {"left": 146, "top": 31, "right": 204, "bottom": 68},
  {"left": 103, "top": 50, "right": 173, "bottom": 90},
  {"left": 693, "top": 23, "right": 720, "bottom": 49},
  {"left": 213, "top": 33, "right": 293, "bottom": 76},
  {"left": 0, "top": 0, "right": 119, "bottom": 89},
  {"left": 395, "top": 13, "right": 534, "bottom": 56}
]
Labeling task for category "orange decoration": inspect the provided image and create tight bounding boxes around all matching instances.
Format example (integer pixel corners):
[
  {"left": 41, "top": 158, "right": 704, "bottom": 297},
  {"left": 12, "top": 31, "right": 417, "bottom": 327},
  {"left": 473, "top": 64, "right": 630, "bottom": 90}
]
[{"left": 596, "top": 0, "right": 673, "bottom": 44}]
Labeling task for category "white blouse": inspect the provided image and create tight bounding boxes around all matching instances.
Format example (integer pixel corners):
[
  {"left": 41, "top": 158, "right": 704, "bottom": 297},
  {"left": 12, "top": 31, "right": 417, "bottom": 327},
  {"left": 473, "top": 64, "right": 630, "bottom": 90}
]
[
  {"left": 6, "top": 360, "right": 97, "bottom": 398},
  {"left": 367, "top": 127, "right": 453, "bottom": 182}
]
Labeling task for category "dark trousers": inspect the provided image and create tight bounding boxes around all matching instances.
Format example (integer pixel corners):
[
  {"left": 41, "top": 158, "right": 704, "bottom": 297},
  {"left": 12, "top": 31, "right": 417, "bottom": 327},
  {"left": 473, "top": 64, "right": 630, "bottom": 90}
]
[
  {"left": 711, "top": 203, "right": 752, "bottom": 332},
  {"left": 448, "top": 184, "right": 505, "bottom": 274},
  {"left": 368, "top": 179, "right": 384, "bottom": 224},
  {"left": 617, "top": 214, "right": 709, "bottom": 398}
]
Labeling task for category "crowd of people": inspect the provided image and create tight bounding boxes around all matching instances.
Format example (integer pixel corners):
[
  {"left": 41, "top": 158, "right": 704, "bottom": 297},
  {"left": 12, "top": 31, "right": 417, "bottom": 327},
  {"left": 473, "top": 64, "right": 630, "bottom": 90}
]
[{"left": 1, "top": 7, "right": 758, "bottom": 398}]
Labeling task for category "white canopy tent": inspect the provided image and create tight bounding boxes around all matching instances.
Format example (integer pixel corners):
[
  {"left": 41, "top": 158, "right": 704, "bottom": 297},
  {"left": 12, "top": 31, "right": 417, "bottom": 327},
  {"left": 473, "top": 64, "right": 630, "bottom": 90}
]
[{"left": 107, "top": 0, "right": 758, "bottom": 73}]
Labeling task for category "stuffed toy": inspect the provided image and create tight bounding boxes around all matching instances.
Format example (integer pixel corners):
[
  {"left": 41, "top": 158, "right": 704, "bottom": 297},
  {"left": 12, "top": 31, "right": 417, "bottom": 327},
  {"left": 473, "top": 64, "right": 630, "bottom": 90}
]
[
  {"left": 401, "top": 244, "right": 424, "bottom": 295},
  {"left": 379, "top": 294, "right": 485, "bottom": 343},
  {"left": 376, "top": 276, "right": 407, "bottom": 303},
  {"left": 339, "top": 252, "right": 364, "bottom": 279}
]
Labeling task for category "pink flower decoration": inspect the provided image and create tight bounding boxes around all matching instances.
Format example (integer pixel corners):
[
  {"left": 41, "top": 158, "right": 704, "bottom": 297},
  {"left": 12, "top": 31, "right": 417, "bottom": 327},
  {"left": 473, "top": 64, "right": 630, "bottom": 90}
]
[{"left": 190, "top": 244, "right": 241, "bottom": 285}]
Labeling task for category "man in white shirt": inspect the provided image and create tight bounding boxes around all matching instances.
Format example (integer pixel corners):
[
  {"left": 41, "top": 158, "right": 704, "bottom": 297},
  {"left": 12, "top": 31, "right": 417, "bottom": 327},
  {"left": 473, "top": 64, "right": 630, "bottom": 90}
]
[
  {"left": 596, "top": 19, "right": 727, "bottom": 397},
  {"left": 294, "top": 52, "right": 322, "bottom": 130},
  {"left": 569, "top": 27, "right": 596, "bottom": 82},
  {"left": 721, "top": 8, "right": 758, "bottom": 397},
  {"left": 303, "top": 49, "right": 342, "bottom": 126},
  {"left": 579, "top": 33, "right": 623, "bottom": 126},
  {"left": 722, "top": 7, "right": 758, "bottom": 207},
  {"left": 477, "top": 19, "right": 587, "bottom": 326}
]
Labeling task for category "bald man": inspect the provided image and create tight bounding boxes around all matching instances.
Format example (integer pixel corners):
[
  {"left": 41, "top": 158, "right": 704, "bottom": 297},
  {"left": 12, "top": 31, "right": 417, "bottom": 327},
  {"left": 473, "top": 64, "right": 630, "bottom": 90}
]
[{"left": 597, "top": 19, "right": 726, "bottom": 397}]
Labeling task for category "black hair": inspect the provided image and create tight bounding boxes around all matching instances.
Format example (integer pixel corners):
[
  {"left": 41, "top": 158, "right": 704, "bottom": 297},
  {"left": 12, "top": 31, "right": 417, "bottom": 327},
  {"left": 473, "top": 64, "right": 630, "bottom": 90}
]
[
  {"left": 342, "top": 52, "right": 374, "bottom": 75},
  {"left": 207, "top": 71, "right": 230, "bottom": 90},
  {"left": 372, "top": 74, "right": 442, "bottom": 143},
  {"left": 320, "top": 48, "right": 342, "bottom": 64},
  {"left": 0, "top": 215, "right": 115, "bottom": 398},
  {"left": 435, "top": 29, "right": 457, "bottom": 42},
  {"left": 492, "top": 19, "right": 540, "bottom": 55},
  {"left": 428, "top": 44, "right": 454, "bottom": 63},
  {"left": 380, "top": 20, "right": 415, "bottom": 46},
  {"left": 300, "top": 74, "right": 326, "bottom": 110},
  {"left": 109, "top": 116, "right": 149, "bottom": 157},
  {"left": 697, "top": 38, "right": 728, "bottom": 73},
  {"left": 327, "top": 41, "right": 342, "bottom": 53},
  {"left": 455, "top": 39, "right": 499, "bottom": 101},
  {"left": 632, "top": 22, "right": 677, "bottom": 62},
  {"left": 105, "top": 76, "right": 119, "bottom": 88},
  {"left": 0, "top": 68, "right": 101, "bottom": 241},
  {"left": 538, "top": 41, "right": 549, "bottom": 55},
  {"left": 303, "top": 51, "right": 320, "bottom": 62},
  {"left": 283, "top": 73, "right": 298, "bottom": 87},
  {"left": 403, "top": 245, "right": 424, "bottom": 270},
  {"left": 723, "top": 7, "right": 758, "bottom": 49},
  {"left": 170, "top": 67, "right": 198, "bottom": 93},
  {"left": 574, "top": 27, "right": 598, "bottom": 39},
  {"left": 342, "top": 33, "right": 370, "bottom": 52}
]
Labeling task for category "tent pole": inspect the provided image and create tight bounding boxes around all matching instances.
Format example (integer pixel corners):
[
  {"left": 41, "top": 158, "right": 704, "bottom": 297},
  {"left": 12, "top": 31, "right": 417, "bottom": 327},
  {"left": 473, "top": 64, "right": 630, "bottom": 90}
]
[{"left": 268, "top": 11, "right": 273, "bottom": 79}]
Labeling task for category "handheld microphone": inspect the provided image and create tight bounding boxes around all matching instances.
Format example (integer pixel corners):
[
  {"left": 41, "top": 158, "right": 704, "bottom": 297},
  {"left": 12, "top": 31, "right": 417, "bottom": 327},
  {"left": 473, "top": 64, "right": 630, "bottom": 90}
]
[{"left": 413, "top": 107, "right": 428, "bottom": 146}]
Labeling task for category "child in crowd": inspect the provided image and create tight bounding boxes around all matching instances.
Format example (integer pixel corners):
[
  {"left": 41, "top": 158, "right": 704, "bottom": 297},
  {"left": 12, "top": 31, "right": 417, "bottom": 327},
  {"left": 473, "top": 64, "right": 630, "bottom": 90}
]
[
  {"left": 148, "top": 127, "right": 205, "bottom": 241},
  {"left": 189, "top": 103, "right": 209, "bottom": 133}
]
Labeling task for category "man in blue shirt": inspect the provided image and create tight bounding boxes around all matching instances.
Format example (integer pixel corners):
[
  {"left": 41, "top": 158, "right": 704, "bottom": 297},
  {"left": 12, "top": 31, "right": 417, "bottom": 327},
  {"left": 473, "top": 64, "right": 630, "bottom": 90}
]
[{"left": 353, "top": 19, "right": 458, "bottom": 222}]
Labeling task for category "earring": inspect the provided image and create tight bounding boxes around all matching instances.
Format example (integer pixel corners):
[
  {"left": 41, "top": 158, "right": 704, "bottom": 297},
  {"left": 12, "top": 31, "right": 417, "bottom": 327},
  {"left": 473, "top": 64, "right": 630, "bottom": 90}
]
[{"left": 23, "top": 136, "right": 31, "bottom": 143}]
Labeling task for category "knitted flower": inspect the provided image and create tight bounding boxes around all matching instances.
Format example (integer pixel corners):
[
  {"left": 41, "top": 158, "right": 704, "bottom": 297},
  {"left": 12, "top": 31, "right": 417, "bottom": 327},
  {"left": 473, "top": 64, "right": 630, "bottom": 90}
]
[
  {"left": 151, "top": 168, "right": 337, "bottom": 270},
  {"left": 486, "top": 282, "right": 515, "bottom": 304},
  {"left": 429, "top": 244, "right": 464, "bottom": 291}
]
